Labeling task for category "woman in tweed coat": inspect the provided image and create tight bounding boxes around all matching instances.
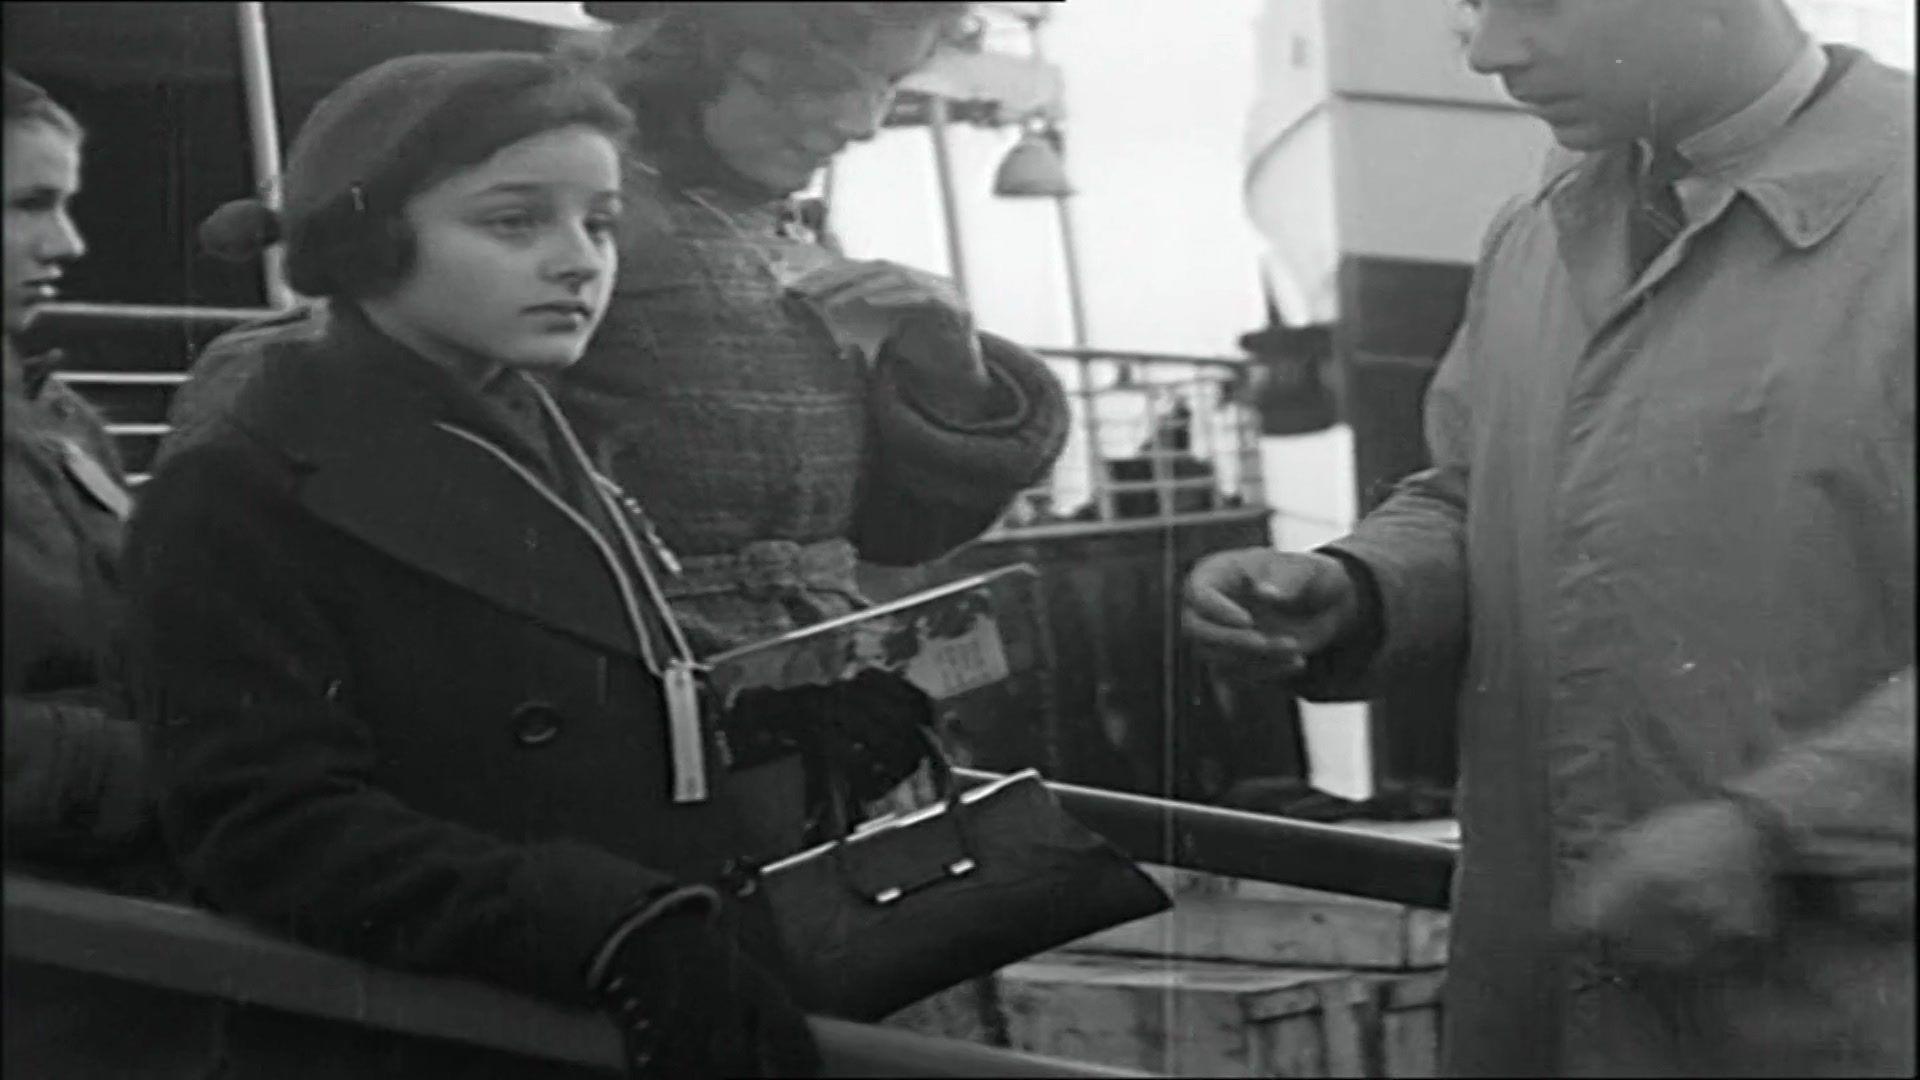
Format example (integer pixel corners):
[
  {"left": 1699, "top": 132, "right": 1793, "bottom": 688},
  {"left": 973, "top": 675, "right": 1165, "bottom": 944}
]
[
  {"left": 554, "top": 1, "right": 1069, "bottom": 655},
  {"left": 560, "top": 1, "right": 1071, "bottom": 1043}
]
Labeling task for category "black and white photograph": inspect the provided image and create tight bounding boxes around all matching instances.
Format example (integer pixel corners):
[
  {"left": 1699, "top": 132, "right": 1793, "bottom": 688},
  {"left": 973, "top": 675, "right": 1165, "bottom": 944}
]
[{"left": 3, "top": 1, "right": 1913, "bottom": 1076}]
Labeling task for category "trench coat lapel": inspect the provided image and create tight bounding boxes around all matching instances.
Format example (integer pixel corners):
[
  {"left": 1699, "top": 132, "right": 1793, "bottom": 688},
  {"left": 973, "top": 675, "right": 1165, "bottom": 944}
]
[{"left": 243, "top": 307, "right": 647, "bottom": 661}]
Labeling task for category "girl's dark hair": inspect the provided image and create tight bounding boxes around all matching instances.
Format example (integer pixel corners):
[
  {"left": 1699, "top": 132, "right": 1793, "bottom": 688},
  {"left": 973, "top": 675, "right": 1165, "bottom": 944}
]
[
  {"left": 203, "top": 56, "right": 634, "bottom": 301},
  {"left": 560, "top": 3, "right": 970, "bottom": 166},
  {"left": 4, "top": 68, "right": 84, "bottom": 141},
  {"left": 287, "top": 67, "right": 635, "bottom": 300}
]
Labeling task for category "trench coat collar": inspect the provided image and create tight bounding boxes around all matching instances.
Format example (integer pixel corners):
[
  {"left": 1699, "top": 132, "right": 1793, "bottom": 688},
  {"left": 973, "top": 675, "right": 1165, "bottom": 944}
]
[
  {"left": 1711, "top": 45, "right": 1909, "bottom": 250},
  {"left": 232, "top": 305, "right": 649, "bottom": 660},
  {"left": 1533, "top": 45, "right": 1905, "bottom": 326},
  {"left": 1538, "top": 46, "right": 1906, "bottom": 252}
]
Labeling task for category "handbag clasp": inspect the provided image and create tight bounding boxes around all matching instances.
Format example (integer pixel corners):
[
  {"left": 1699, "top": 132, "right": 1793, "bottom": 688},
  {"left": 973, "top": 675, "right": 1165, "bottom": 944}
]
[{"left": 870, "top": 856, "right": 977, "bottom": 906}]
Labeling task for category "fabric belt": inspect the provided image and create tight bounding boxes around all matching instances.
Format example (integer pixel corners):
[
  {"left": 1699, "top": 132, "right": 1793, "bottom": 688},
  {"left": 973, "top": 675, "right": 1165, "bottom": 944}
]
[{"left": 664, "top": 537, "right": 860, "bottom": 603}]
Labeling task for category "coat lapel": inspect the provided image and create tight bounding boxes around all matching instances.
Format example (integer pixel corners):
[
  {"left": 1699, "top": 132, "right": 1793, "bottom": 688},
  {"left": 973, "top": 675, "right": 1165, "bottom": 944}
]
[
  {"left": 1546, "top": 153, "right": 1635, "bottom": 335},
  {"left": 297, "top": 422, "right": 645, "bottom": 660},
  {"left": 244, "top": 306, "right": 647, "bottom": 661}
]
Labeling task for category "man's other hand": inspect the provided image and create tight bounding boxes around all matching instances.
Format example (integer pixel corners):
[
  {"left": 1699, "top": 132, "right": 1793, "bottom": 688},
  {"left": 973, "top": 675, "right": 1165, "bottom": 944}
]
[{"left": 1559, "top": 799, "right": 1780, "bottom": 973}]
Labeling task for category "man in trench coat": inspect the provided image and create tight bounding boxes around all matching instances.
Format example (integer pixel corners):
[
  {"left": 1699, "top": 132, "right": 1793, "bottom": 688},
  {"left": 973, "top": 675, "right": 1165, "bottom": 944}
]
[{"left": 1185, "top": 2, "right": 1913, "bottom": 1075}]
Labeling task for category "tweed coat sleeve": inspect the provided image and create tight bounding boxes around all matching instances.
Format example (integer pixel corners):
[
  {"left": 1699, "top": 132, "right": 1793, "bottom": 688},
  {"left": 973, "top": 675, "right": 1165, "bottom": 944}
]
[
  {"left": 853, "top": 331, "right": 1070, "bottom": 566},
  {"left": 124, "top": 430, "right": 678, "bottom": 1007}
]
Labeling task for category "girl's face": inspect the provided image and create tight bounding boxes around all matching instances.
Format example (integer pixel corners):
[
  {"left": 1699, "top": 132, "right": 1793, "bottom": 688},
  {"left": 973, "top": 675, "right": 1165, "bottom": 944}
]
[
  {"left": 699, "top": 22, "right": 942, "bottom": 195},
  {"left": 4, "top": 121, "right": 86, "bottom": 339},
  {"left": 363, "top": 124, "right": 623, "bottom": 373}
]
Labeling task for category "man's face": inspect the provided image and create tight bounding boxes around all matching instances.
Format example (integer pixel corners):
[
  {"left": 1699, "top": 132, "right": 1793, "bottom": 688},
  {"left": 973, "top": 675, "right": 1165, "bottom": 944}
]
[{"left": 1459, "top": 0, "right": 1719, "bottom": 150}]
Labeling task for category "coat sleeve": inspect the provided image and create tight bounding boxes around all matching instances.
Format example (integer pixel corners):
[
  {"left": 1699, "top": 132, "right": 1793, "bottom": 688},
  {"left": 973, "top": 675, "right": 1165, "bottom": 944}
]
[
  {"left": 2, "top": 692, "right": 153, "bottom": 863},
  {"left": 852, "top": 331, "right": 1069, "bottom": 566},
  {"left": 125, "top": 434, "right": 697, "bottom": 1007},
  {"left": 1724, "top": 668, "right": 1915, "bottom": 926},
  {"left": 155, "top": 305, "right": 328, "bottom": 471},
  {"left": 1296, "top": 201, "right": 1531, "bottom": 700}
]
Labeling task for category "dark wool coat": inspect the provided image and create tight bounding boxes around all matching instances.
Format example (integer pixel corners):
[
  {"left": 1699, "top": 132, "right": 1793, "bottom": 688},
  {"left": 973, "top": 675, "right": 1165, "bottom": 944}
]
[
  {"left": 126, "top": 308, "right": 796, "bottom": 1077},
  {"left": 3, "top": 344, "right": 218, "bottom": 1078},
  {"left": 3, "top": 347, "right": 143, "bottom": 861}
]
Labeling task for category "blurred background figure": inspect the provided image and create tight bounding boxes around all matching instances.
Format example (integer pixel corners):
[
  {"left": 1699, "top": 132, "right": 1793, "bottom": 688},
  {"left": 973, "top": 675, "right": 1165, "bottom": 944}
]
[{"left": 3, "top": 66, "right": 216, "bottom": 1080}]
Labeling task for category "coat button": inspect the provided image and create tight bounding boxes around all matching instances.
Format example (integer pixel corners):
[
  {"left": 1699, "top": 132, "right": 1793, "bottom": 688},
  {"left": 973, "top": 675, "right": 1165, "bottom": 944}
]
[{"left": 510, "top": 702, "right": 565, "bottom": 747}]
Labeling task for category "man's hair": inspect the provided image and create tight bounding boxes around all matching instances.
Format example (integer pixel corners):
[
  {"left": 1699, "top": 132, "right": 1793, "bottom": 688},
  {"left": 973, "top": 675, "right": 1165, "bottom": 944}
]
[{"left": 4, "top": 69, "right": 83, "bottom": 142}]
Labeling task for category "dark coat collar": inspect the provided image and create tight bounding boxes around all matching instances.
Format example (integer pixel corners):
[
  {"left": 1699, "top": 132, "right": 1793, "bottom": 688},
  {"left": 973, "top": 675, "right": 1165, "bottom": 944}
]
[{"left": 226, "top": 307, "right": 651, "bottom": 661}]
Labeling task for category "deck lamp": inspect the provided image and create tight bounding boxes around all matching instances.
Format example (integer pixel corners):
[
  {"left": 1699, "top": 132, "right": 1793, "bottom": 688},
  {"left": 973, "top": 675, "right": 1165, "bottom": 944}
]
[{"left": 992, "top": 123, "right": 1075, "bottom": 198}]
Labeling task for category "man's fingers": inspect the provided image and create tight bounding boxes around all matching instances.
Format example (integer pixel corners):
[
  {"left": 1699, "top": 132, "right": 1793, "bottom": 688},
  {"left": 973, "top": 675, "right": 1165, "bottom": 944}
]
[
  {"left": 1183, "top": 577, "right": 1256, "bottom": 629},
  {"left": 1251, "top": 577, "right": 1332, "bottom": 615},
  {"left": 1183, "top": 617, "right": 1295, "bottom": 657},
  {"left": 1182, "top": 611, "right": 1311, "bottom": 681}
]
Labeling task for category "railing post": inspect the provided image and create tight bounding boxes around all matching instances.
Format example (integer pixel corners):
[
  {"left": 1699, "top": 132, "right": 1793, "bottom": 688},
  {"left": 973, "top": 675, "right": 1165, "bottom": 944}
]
[
  {"left": 1078, "top": 355, "right": 1115, "bottom": 522},
  {"left": 236, "top": 1, "right": 294, "bottom": 309},
  {"left": 926, "top": 95, "right": 971, "bottom": 302}
]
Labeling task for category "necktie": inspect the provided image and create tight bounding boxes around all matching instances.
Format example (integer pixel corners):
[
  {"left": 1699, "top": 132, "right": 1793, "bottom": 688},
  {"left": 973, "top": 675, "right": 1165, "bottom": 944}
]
[{"left": 1627, "top": 143, "right": 1689, "bottom": 280}]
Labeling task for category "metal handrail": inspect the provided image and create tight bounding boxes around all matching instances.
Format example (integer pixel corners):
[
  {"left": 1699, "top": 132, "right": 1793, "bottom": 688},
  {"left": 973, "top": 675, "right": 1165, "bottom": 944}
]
[
  {"left": 33, "top": 301, "right": 1271, "bottom": 533},
  {"left": 51, "top": 371, "right": 191, "bottom": 386},
  {"left": 32, "top": 301, "right": 285, "bottom": 328},
  {"left": 1034, "top": 346, "right": 1245, "bottom": 371},
  {"left": 3, "top": 874, "right": 1148, "bottom": 1078},
  {"left": 954, "top": 768, "right": 1458, "bottom": 910},
  {"left": 970, "top": 505, "right": 1271, "bottom": 544}
]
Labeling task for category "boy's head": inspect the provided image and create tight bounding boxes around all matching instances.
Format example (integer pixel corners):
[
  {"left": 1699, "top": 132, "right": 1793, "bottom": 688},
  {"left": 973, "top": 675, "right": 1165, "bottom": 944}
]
[{"left": 204, "top": 52, "right": 634, "bottom": 371}]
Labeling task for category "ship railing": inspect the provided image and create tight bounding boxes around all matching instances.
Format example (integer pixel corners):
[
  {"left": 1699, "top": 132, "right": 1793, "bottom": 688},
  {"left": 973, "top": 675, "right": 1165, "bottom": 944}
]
[
  {"left": 2, "top": 872, "right": 1147, "bottom": 1078},
  {"left": 4, "top": 771, "right": 1452, "bottom": 1075},
  {"left": 38, "top": 304, "right": 1270, "bottom": 531}
]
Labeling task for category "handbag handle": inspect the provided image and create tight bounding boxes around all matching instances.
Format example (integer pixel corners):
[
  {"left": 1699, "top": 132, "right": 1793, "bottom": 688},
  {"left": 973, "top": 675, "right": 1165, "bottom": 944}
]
[{"left": 824, "top": 723, "right": 981, "bottom": 906}]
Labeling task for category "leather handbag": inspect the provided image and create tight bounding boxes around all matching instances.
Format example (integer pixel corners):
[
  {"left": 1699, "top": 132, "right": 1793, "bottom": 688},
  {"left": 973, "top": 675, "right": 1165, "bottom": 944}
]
[
  {"left": 546, "top": 423, "right": 1172, "bottom": 1023},
  {"left": 753, "top": 731, "right": 1172, "bottom": 1022}
]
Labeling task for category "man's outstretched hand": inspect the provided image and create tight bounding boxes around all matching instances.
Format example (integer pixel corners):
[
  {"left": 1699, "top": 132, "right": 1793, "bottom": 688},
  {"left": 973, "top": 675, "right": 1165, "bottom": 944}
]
[{"left": 1182, "top": 549, "right": 1362, "bottom": 680}]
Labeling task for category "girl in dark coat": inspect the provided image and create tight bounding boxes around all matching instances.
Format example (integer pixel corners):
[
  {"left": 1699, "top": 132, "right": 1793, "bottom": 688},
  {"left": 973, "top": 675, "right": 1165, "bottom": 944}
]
[
  {"left": 128, "top": 53, "right": 818, "bottom": 1078},
  {"left": 3, "top": 67, "right": 220, "bottom": 1079},
  {"left": 3, "top": 69, "right": 148, "bottom": 888}
]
